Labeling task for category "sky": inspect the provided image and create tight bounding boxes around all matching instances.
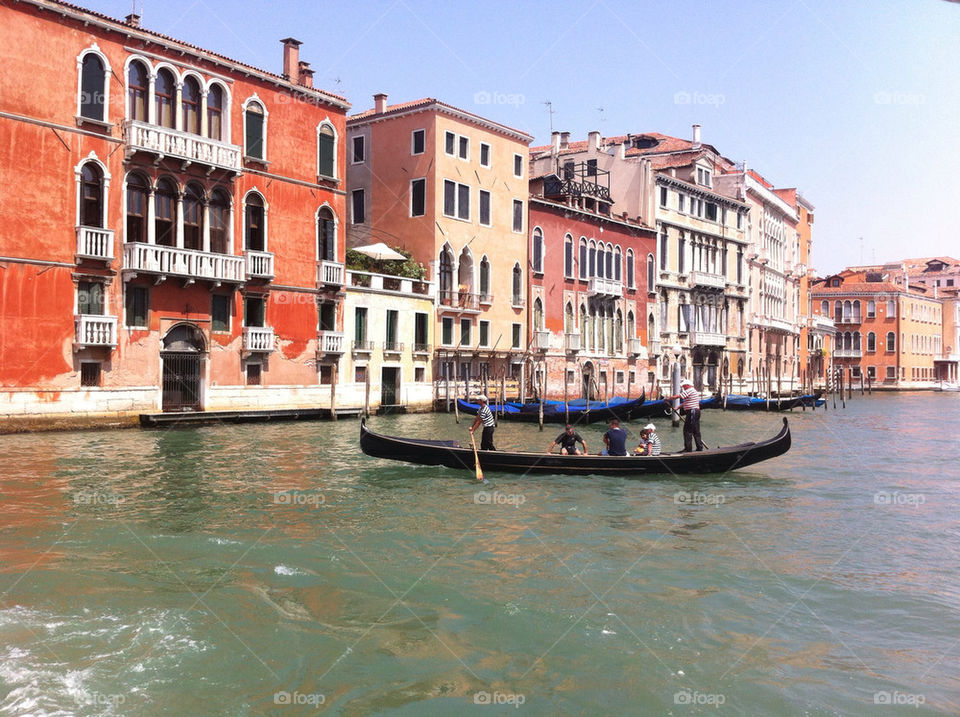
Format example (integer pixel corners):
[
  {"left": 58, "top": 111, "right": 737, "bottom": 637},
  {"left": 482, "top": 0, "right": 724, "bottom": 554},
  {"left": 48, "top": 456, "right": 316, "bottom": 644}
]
[{"left": 85, "top": 0, "right": 960, "bottom": 274}]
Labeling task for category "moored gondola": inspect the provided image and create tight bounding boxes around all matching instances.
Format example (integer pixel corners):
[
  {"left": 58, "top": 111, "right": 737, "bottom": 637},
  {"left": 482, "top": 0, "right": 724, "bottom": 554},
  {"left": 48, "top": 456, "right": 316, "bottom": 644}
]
[
  {"left": 455, "top": 389, "right": 658, "bottom": 424},
  {"left": 360, "top": 417, "right": 792, "bottom": 477}
]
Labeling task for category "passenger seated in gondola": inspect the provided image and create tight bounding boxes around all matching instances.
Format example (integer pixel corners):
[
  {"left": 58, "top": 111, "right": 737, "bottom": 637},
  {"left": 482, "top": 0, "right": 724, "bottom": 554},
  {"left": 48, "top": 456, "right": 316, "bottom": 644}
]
[
  {"left": 601, "top": 418, "right": 628, "bottom": 456},
  {"left": 633, "top": 423, "right": 662, "bottom": 456},
  {"left": 547, "top": 424, "right": 588, "bottom": 455}
]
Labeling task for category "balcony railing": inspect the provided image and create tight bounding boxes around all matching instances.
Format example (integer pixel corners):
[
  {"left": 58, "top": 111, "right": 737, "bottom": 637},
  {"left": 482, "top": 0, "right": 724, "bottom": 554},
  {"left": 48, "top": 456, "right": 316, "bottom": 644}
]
[
  {"left": 689, "top": 331, "right": 726, "bottom": 347},
  {"left": 245, "top": 251, "right": 274, "bottom": 280},
  {"left": 834, "top": 315, "right": 862, "bottom": 325},
  {"left": 74, "top": 314, "right": 117, "bottom": 349},
  {"left": 587, "top": 277, "right": 623, "bottom": 298},
  {"left": 834, "top": 348, "right": 863, "bottom": 358},
  {"left": 124, "top": 243, "right": 244, "bottom": 283},
  {"left": 533, "top": 330, "right": 550, "bottom": 350},
  {"left": 413, "top": 343, "right": 431, "bottom": 354},
  {"left": 808, "top": 315, "right": 835, "bottom": 332},
  {"left": 690, "top": 271, "right": 726, "bottom": 289},
  {"left": 478, "top": 293, "right": 494, "bottom": 305},
  {"left": 318, "top": 331, "right": 344, "bottom": 354},
  {"left": 511, "top": 295, "right": 525, "bottom": 308},
  {"left": 439, "top": 290, "right": 480, "bottom": 311},
  {"left": 565, "top": 332, "right": 581, "bottom": 352},
  {"left": 243, "top": 326, "right": 275, "bottom": 352},
  {"left": 125, "top": 120, "right": 242, "bottom": 172},
  {"left": 627, "top": 338, "right": 647, "bottom": 356},
  {"left": 754, "top": 315, "right": 797, "bottom": 334},
  {"left": 75, "top": 226, "right": 114, "bottom": 262},
  {"left": 352, "top": 340, "right": 374, "bottom": 354},
  {"left": 318, "top": 260, "right": 345, "bottom": 287},
  {"left": 383, "top": 341, "right": 404, "bottom": 353},
  {"left": 648, "top": 340, "right": 661, "bottom": 356}
]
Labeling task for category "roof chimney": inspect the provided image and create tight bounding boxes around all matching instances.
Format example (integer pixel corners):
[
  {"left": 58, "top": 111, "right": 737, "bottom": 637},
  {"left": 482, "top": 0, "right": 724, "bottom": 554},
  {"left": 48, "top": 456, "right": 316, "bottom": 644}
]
[
  {"left": 374, "top": 93, "right": 388, "bottom": 114},
  {"left": 692, "top": 124, "right": 701, "bottom": 149},
  {"left": 560, "top": 131, "right": 570, "bottom": 149},
  {"left": 125, "top": 12, "right": 141, "bottom": 27},
  {"left": 281, "top": 38, "right": 302, "bottom": 84},
  {"left": 551, "top": 131, "right": 561, "bottom": 154},
  {"left": 588, "top": 130, "right": 601, "bottom": 150},
  {"left": 298, "top": 61, "right": 314, "bottom": 88}
]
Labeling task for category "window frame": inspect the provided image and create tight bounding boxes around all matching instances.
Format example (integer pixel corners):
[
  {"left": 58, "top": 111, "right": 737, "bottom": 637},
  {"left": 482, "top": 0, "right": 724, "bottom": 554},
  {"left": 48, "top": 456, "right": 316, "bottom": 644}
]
[
  {"left": 512, "top": 199, "right": 523, "bottom": 233},
  {"left": 124, "top": 285, "right": 149, "bottom": 329},
  {"left": 77, "top": 46, "right": 110, "bottom": 125},
  {"left": 242, "top": 95, "right": 268, "bottom": 161},
  {"left": 411, "top": 129, "right": 425, "bottom": 155},
  {"left": 410, "top": 178, "right": 426, "bottom": 218},
  {"left": 479, "top": 189, "right": 491, "bottom": 227},
  {"left": 351, "top": 134, "right": 365, "bottom": 164},
  {"left": 211, "top": 293, "right": 231, "bottom": 333},
  {"left": 513, "top": 153, "right": 523, "bottom": 178},
  {"left": 531, "top": 227, "right": 544, "bottom": 274},
  {"left": 480, "top": 142, "right": 491, "bottom": 168},
  {"left": 316, "top": 119, "right": 338, "bottom": 179},
  {"left": 351, "top": 188, "right": 366, "bottom": 224}
]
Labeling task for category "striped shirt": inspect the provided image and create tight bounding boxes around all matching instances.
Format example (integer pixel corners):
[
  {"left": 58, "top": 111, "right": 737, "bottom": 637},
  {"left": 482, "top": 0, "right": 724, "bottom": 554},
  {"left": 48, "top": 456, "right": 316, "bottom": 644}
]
[
  {"left": 478, "top": 404, "right": 496, "bottom": 427},
  {"left": 646, "top": 433, "right": 662, "bottom": 456},
  {"left": 680, "top": 387, "right": 701, "bottom": 412}
]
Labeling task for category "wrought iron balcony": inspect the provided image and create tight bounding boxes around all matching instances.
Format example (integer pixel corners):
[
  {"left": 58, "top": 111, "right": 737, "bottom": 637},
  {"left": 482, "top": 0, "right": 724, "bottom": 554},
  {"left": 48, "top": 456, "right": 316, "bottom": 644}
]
[
  {"left": 352, "top": 340, "right": 374, "bottom": 354},
  {"left": 317, "top": 331, "right": 344, "bottom": 354},
  {"left": 565, "top": 332, "right": 581, "bottom": 352},
  {"left": 245, "top": 251, "right": 274, "bottom": 280},
  {"left": 533, "top": 330, "right": 550, "bottom": 350},
  {"left": 689, "top": 331, "right": 726, "bottom": 347},
  {"left": 74, "top": 314, "right": 117, "bottom": 349},
  {"left": 690, "top": 270, "right": 726, "bottom": 290},
  {"left": 243, "top": 326, "right": 275, "bottom": 352},
  {"left": 124, "top": 243, "right": 244, "bottom": 283},
  {"left": 125, "top": 120, "right": 242, "bottom": 172},
  {"left": 75, "top": 226, "right": 114, "bottom": 262},
  {"left": 587, "top": 277, "right": 623, "bottom": 298},
  {"left": 383, "top": 341, "right": 404, "bottom": 354},
  {"left": 318, "top": 260, "right": 344, "bottom": 287},
  {"left": 413, "top": 343, "right": 432, "bottom": 354},
  {"left": 439, "top": 290, "right": 480, "bottom": 312}
]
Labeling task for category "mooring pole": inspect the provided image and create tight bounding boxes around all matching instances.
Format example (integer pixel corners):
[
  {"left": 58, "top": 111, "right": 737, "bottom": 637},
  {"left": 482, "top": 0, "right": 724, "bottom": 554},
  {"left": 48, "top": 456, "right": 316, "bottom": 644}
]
[{"left": 330, "top": 363, "right": 338, "bottom": 421}]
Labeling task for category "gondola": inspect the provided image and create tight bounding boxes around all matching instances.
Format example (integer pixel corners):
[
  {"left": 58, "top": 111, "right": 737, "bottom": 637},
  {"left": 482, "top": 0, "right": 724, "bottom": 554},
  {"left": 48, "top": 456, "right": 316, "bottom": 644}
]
[
  {"left": 359, "top": 417, "right": 792, "bottom": 477},
  {"left": 704, "top": 394, "right": 819, "bottom": 411},
  {"left": 456, "top": 390, "right": 657, "bottom": 424}
]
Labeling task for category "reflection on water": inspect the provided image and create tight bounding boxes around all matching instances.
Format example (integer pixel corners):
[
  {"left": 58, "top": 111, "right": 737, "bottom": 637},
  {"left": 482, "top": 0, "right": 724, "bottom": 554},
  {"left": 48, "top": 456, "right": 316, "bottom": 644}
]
[{"left": 0, "top": 393, "right": 959, "bottom": 714}]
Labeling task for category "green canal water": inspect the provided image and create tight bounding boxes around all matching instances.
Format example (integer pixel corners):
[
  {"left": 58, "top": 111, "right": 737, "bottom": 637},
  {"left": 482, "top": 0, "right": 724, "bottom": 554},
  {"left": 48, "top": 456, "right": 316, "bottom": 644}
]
[{"left": 1, "top": 393, "right": 959, "bottom": 715}]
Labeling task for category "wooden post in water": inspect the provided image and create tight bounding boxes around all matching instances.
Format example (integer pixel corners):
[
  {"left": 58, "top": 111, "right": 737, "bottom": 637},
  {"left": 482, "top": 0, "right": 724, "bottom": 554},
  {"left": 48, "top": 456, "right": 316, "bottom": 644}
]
[
  {"left": 538, "top": 367, "right": 545, "bottom": 431},
  {"left": 501, "top": 372, "right": 507, "bottom": 416},
  {"left": 364, "top": 367, "right": 371, "bottom": 418},
  {"left": 776, "top": 357, "right": 782, "bottom": 410},
  {"left": 847, "top": 366, "right": 853, "bottom": 401},
  {"left": 626, "top": 369, "right": 632, "bottom": 403},
  {"left": 446, "top": 374, "right": 451, "bottom": 413},
  {"left": 840, "top": 368, "right": 846, "bottom": 409},
  {"left": 867, "top": 373, "right": 872, "bottom": 395},
  {"left": 860, "top": 372, "right": 864, "bottom": 396},
  {"left": 330, "top": 364, "right": 338, "bottom": 421},
  {"left": 563, "top": 371, "right": 569, "bottom": 425},
  {"left": 453, "top": 375, "right": 460, "bottom": 423}
]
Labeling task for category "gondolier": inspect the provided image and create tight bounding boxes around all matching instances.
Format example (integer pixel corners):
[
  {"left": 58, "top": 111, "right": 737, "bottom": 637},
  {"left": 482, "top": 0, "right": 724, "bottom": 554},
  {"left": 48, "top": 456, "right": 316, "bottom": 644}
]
[
  {"left": 469, "top": 395, "right": 496, "bottom": 450},
  {"left": 666, "top": 380, "right": 706, "bottom": 452}
]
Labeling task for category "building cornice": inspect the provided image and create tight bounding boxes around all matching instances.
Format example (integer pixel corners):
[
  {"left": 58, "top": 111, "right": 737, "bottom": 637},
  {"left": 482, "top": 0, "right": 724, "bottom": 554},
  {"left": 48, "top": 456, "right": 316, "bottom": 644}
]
[
  {"left": 348, "top": 102, "right": 533, "bottom": 144},
  {"left": 529, "top": 197, "right": 654, "bottom": 233},
  {"left": 656, "top": 174, "right": 749, "bottom": 210}
]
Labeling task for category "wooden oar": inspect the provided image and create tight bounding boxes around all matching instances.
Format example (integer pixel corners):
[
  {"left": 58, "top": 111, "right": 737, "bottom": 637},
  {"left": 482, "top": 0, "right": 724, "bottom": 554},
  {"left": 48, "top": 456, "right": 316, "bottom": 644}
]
[{"left": 470, "top": 433, "right": 484, "bottom": 482}]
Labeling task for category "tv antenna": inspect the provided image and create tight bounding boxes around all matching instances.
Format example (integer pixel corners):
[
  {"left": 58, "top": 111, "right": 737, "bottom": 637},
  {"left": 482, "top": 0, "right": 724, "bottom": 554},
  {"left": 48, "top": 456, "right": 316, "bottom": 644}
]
[
  {"left": 596, "top": 106, "right": 606, "bottom": 126},
  {"left": 542, "top": 100, "right": 555, "bottom": 135}
]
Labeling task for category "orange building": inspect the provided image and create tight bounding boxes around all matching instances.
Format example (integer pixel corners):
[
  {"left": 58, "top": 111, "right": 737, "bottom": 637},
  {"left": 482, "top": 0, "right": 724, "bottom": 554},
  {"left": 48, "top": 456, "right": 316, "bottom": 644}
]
[
  {"left": 0, "top": 0, "right": 349, "bottom": 427},
  {"left": 346, "top": 95, "right": 533, "bottom": 394}
]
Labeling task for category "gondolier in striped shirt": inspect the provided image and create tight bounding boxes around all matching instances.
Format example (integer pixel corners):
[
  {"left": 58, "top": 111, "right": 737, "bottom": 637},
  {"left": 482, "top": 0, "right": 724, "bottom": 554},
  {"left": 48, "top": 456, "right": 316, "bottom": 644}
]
[
  {"left": 666, "top": 380, "right": 707, "bottom": 452},
  {"left": 469, "top": 395, "right": 497, "bottom": 450}
]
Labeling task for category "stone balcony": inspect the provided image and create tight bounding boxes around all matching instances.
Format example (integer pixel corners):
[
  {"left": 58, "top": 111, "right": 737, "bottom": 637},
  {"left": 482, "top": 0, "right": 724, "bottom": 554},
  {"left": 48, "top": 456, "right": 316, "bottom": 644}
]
[
  {"left": 808, "top": 315, "right": 835, "bottom": 333},
  {"left": 689, "top": 330, "right": 726, "bottom": 347},
  {"left": 125, "top": 120, "right": 242, "bottom": 172},
  {"left": 74, "top": 314, "right": 117, "bottom": 350},
  {"left": 533, "top": 330, "right": 550, "bottom": 351},
  {"left": 318, "top": 331, "right": 345, "bottom": 355},
  {"left": 245, "top": 250, "right": 274, "bottom": 280},
  {"left": 834, "top": 348, "right": 863, "bottom": 359},
  {"left": 318, "top": 261, "right": 345, "bottom": 287},
  {"left": 75, "top": 226, "right": 114, "bottom": 262},
  {"left": 648, "top": 340, "right": 661, "bottom": 356},
  {"left": 243, "top": 326, "right": 275, "bottom": 353},
  {"left": 124, "top": 243, "right": 244, "bottom": 284},
  {"left": 754, "top": 315, "right": 797, "bottom": 334},
  {"left": 627, "top": 338, "right": 647, "bottom": 357},
  {"left": 690, "top": 270, "right": 726, "bottom": 290},
  {"left": 383, "top": 341, "right": 404, "bottom": 355},
  {"left": 587, "top": 277, "right": 623, "bottom": 298},
  {"left": 565, "top": 332, "right": 581, "bottom": 352}
]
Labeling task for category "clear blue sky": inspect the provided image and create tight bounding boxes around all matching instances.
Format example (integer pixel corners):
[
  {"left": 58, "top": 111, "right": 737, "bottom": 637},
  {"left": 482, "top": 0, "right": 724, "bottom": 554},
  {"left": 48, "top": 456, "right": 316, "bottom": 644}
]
[{"left": 88, "top": 0, "right": 960, "bottom": 274}]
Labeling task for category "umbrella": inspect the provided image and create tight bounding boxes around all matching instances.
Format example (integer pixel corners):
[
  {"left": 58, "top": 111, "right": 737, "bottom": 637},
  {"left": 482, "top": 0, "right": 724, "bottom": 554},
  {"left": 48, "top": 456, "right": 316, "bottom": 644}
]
[{"left": 351, "top": 242, "right": 406, "bottom": 261}]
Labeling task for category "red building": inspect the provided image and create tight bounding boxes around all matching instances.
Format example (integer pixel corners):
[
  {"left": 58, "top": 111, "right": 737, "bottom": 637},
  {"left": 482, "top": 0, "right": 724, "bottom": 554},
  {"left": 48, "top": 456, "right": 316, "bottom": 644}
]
[
  {"left": 0, "top": 1, "right": 350, "bottom": 427},
  {"left": 527, "top": 166, "right": 656, "bottom": 400}
]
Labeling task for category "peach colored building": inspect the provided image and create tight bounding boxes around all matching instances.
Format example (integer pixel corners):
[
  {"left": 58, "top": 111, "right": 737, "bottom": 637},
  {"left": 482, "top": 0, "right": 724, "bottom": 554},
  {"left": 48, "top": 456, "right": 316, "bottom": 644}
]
[
  {"left": 346, "top": 96, "right": 533, "bottom": 397},
  {"left": 936, "top": 288, "right": 959, "bottom": 384},
  {"left": 0, "top": 0, "right": 349, "bottom": 428}
]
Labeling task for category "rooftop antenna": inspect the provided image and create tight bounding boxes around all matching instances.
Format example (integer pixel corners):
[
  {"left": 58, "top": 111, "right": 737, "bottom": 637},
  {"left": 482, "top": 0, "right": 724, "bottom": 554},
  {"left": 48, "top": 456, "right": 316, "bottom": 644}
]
[
  {"left": 596, "top": 106, "right": 605, "bottom": 126},
  {"left": 542, "top": 100, "right": 555, "bottom": 135},
  {"left": 859, "top": 236, "right": 864, "bottom": 264}
]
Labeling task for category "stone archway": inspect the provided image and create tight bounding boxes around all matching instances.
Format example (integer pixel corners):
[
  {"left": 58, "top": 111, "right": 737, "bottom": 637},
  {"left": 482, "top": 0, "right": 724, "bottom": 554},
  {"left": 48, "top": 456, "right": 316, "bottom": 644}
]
[{"left": 161, "top": 323, "right": 206, "bottom": 412}]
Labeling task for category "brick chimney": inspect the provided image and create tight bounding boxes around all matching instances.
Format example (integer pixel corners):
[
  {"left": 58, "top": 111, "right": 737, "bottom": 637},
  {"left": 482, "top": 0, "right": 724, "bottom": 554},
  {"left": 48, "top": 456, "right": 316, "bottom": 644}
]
[
  {"left": 551, "top": 131, "right": 561, "bottom": 154},
  {"left": 298, "top": 61, "right": 314, "bottom": 88},
  {"left": 560, "top": 131, "right": 570, "bottom": 149},
  {"left": 125, "top": 12, "right": 141, "bottom": 27},
  {"left": 374, "top": 93, "right": 388, "bottom": 114},
  {"left": 692, "top": 123, "right": 701, "bottom": 149},
  {"left": 588, "top": 130, "right": 601, "bottom": 150},
  {"left": 281, "top": 38, "right": 302, "bottom": 84}
]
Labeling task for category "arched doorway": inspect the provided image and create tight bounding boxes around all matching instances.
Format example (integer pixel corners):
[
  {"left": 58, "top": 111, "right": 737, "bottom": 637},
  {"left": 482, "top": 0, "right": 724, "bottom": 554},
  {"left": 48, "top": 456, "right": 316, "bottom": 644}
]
[
  {"left": 161, "top": 323, "right": 206, "bottom": 411},
  {"left": 582, "top": 361, "right": 595, "bottom": 400}
]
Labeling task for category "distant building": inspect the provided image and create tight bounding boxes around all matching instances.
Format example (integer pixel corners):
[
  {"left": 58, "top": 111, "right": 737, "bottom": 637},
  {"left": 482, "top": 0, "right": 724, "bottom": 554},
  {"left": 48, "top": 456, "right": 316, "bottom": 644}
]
[
  {"left": 849, "top": 257, "right": 960, "bottom": 293},
  {"left": 0, "top": 0, "right": 349, "bottom": 426}
]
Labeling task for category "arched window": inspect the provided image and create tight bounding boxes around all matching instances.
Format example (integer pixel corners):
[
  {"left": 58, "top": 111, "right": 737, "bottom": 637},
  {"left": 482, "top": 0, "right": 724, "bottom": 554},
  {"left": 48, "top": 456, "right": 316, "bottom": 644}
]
[
  {"left": 126, "top": 173, "right": 149, "bottom": 243},
  {"left": 127, "top": 60, "right": 149, "bottom": 122},
  {"left": 614, "top": 246, "right": 622, "bottom": 282},
  {"left": 820, "top": 300, "right": 829, "bottom": 315},
  {"left": 578, "top": 238, "right": 587, "bottom": 280},
  {"left": 244, "top": 193, "right": 266, "bottom": 251},
  {"left": 886, "top": 331, "right": 896, "bottom": 352},
  {"left": 512, "top": 264, "right": 523, "bottom": 305},
  {"left": 182, "top": 76, "right": 201, "bottom": 135},
  {"left": 646, "top": 253, "right": 655, "bottom": 291},
  {"left": 580, "top": 305, "right": 588, "bottom": 346},
  {"left": 615, "top": 310, "right": 623, "bottom": 352},
  {"left": 209, "top": 189, "right": 230, "bottom": 253},
  {"left": 79, "top": 52, "right": 106, "bottom": 121},
  {"left": 853, "top": 331, "right": 861, "bottom": 351},
  {"left": 834, "top": 301, "right": 842, "bottom": 323},
  {"left": 154, "top": 68, "right": 176, "bottom": 129},
  {"left": 439, "top": 247, "right": 454, "bottom": 301},
  {"left": 588, "top": 241, "right": 597, "bottom": 277},
  {"left": 564, "top": 235, "right": 573, "bottom": 278},
  {"left": 80, "top": 163, "right": 104, "bottom": 228},
  {"left": 647, "top": 313, "right": 656, "bottom": 350},
  {"left": 154, "top": 178, "right": 177, "bottom": 247},
  {"left": 867, "top": 331, "right": 876, "bottom": 352},
  {"left": 610, "top": 246, "right": 618, "bottom": 281},
  {"left": 318, "top": 207, "right": 336, "bottom": 261},
  {"left": 626, "top": 310, "right": 635, "bottom": 340},
  {"left": 867, "top": 299, "right": 876, "bottom": 318},
  {"left": 183, "top": 184, "right": 204, "bottom": 250},
  {"left": 318, "top": 123, "right": 335, "bottom": 178},
  {"left": 245, "top": 100, "right": 266, "bottom": 159},
  {"left": 532, "top": 228, "right": 544, "bottom": 273},
  {"left": 842, "top": 300, "right": 852, "bottom": 322},
  {"left": 564, "top": 302, "right": 574, "bottom": 334},
  {"left": 533, "top": 298, "right": 543, "bottom": 331},
  {"left": 207, "top": 84, "right": 224, "bottom": 141},
  {"left": 626, "top": 249, "right": 635, "bottom": 288},
  {"left": 479, "top": 256, "right": 491, "bottom": 300},
  {"left": 852, "top": 300, "right": 861, "bottom": 323}
]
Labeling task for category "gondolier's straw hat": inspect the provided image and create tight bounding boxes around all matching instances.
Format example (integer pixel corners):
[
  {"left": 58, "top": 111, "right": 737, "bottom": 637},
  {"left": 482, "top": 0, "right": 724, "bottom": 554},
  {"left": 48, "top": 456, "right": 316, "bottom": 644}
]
[
  {"left": 643, "top": 423, "right": 656, "bottom": 432},
  {"left": 681, "top": 380, "right": 693, "bottom": 387},
  {"left": 478, "top": 395, "right": 488, "bottom": 402}
]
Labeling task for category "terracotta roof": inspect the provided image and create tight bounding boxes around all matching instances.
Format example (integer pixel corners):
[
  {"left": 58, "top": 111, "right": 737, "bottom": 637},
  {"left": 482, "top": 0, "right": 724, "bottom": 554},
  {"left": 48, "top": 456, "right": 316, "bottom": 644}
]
[
  {"left": 348, "top": 98, "right": 533, "bottom": 141},
  {"left": 648, "top": 151, "right": 702, "bottom": 169},
  {"left": 27, "top": 0, "right": 349, "bottom": 106}
]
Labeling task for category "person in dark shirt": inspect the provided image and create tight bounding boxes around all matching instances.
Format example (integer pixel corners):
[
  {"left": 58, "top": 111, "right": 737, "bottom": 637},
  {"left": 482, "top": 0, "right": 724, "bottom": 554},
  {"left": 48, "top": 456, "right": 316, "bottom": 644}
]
[
  {"left": 547, "top": 424, "right": 588, "bottom": 455},
  {"left": 469, "top": 395, "right": 496, "bottom": 450},
  {"left": 602, "top": 418, "right": 628, "bottom": 456}
]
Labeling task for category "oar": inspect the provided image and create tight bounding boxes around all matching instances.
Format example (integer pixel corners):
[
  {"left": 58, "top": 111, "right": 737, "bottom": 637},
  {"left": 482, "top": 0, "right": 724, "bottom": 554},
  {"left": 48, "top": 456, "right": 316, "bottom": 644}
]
[{"left": 470, "top": 433, "right": 485, "bottom": 482}]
